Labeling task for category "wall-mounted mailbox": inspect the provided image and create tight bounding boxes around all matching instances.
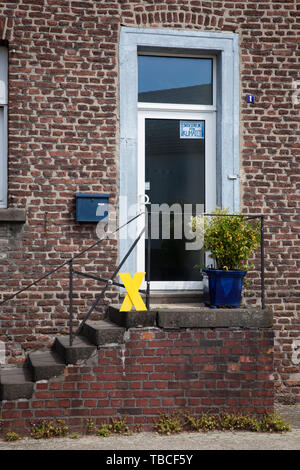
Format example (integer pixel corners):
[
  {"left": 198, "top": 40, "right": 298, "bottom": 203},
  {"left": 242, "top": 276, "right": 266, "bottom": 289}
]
[{"left": 75, "top": 193, "right": 109, "bottom": 222}]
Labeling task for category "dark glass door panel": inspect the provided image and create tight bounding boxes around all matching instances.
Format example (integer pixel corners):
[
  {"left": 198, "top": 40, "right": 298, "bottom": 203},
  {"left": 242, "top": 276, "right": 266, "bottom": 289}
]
[{"left": 145, "top": 118, "right": 205, "bottom": 282}]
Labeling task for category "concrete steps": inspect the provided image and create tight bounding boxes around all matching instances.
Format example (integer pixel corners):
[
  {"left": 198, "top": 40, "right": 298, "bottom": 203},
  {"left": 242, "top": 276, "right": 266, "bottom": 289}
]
[
  {"left": 108, "top": 305, "right": 157, "bottom": 328},
  {"left": 27, "top": 350, "right": 66, "bottom": 382},
  {"left": 81, "top": 319, "right": 126, "bottom": 346},
  {"left": 0, "top": 319, "right": 126, "bottom": 402},
  {"left": 53, "top": 335, "right": 96, "bottom": 365},
  {"left": 0, "top": 366, "right": 34, "bottom": 401}
]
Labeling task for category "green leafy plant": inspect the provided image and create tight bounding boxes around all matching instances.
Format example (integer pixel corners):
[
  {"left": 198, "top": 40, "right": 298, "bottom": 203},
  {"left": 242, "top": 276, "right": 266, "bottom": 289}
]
[
  {"left": 29, "top": 419, "right": 69, "bottom": 439},
  {"left": 5, "top": 431, "right": 20, "bottom": 441},
  {"left": 96, "top": 423, "right": 111, "bottom": 438},
  {"left": 184, "top": 412, "right": 218, "bottom": 432},
  {"left": 259, "top": 413, "right": 291, "bottom": 433},
  {"left": 191, "top": 207, "right": 261, "bottom": 271},
  {"left": 86, "top": 416, "right": 131, "bottom": 438},
  {"left": 110, "top": 416, "right": 131, "bottom": 435},
  {"left": 86, "top": 418, "right": 96, "bottom": 434},
  {"left": 215, "top": 412, "right": 261, "bottom": 432},
  {"left": 153, "top": 413, "right": 183, "bottom": 435}
]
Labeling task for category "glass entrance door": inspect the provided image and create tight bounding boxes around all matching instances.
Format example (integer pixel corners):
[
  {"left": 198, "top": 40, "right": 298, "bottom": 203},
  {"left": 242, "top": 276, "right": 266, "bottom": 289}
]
[{"left": 137, "top": 110, "right": 216, "bottom": 290}]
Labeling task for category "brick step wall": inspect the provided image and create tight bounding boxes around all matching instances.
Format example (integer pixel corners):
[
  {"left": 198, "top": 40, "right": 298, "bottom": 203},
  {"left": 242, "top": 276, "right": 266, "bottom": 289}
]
[{"left": 0, "top": 307, "right": 274, "bottom": 435}]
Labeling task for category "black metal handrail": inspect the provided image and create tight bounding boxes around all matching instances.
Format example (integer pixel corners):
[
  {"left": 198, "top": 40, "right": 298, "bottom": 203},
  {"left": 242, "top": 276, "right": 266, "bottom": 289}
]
[
  {"left": 0, "top": 211, "right": 151, "bottom": 347},
  {"left": 72, "top": 221, "right": 149, "bottom": 343},
  {"left": 0, "top": 211, "right": 145, "bottom": 307}
]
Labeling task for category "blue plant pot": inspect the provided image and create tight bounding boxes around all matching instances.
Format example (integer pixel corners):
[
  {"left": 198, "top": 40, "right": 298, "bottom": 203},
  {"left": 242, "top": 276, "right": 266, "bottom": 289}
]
[{"left": 203, "top": 269, "right": 247, "bottom": 308}]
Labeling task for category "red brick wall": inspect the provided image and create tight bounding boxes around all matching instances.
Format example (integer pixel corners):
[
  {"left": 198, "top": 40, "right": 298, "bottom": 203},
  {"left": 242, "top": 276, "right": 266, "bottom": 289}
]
[
  {"left": 0, "top": 327, "right": 274, "bottom": 435},
  {"left": 0, "top": 1, "right": 298, "bottom": 400}
]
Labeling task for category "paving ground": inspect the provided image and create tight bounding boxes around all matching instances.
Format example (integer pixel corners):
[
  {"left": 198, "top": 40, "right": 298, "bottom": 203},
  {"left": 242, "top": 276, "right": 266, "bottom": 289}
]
[{"left": 0, "top": 404, "right": 299, "bottom": 451}]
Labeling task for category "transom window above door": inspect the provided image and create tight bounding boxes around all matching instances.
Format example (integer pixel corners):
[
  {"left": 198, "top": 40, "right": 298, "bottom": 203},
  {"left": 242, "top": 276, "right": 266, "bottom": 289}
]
[{"left": 138, "top": 55, "right": 213, "bottom": 105}]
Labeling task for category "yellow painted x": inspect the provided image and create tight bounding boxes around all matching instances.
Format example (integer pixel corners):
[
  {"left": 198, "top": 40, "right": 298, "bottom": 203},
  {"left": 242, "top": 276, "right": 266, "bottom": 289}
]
[{"left": 119, "top": 272, "right": 147, "bottom": 312}]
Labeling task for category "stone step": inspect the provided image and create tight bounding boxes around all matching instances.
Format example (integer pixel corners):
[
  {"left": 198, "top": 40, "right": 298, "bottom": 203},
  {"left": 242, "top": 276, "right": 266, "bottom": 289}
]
[
  {"left": 28, "top": 350, "right": 66, "bottom": 382},
  {"left": 108, "top": 305, "right": 157, "bottom": 328},
  {"left": 0, "top": 366, "right": 34, "bottom": 401},
  {"left": 53, "top": 335, "right": 97, "bottom": 364},
  {"left": 81, "top": 319, "right": 126, "bottom": 346}
]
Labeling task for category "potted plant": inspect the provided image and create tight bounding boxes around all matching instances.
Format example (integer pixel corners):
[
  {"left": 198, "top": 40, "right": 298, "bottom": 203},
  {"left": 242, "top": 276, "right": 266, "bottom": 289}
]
[{"left": 190, "top": 207, "right": 261, "bottom": 308}]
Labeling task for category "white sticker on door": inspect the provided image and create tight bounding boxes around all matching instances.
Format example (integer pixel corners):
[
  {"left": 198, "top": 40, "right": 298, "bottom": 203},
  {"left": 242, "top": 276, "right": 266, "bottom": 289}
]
[{"left": 180, "top": 121, "right": 204, "bottom": 139}]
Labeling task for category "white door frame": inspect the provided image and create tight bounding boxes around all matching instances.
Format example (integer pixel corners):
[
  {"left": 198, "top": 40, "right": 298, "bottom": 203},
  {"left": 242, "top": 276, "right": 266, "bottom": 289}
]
[
  {"left": 137, "top": 108, "right": 216, "bottom": 290},
  {"left": 119, "top": 28, "right": 240, "bottom": 281}
]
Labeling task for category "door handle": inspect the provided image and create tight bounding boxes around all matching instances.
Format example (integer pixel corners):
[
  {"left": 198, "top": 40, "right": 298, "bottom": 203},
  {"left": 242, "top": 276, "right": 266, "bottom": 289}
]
[
  {"left": 139, "top": 193, "right": 150, "bottom": 205},
  {"left": 138, "top": 194, "right": 150, "bottom": 213}
]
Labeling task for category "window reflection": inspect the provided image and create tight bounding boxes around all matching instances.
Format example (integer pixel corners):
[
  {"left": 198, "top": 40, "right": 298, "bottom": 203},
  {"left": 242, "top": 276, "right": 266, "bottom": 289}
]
[{"left": 138, "top": 55, "right": 213, "bottom": 105}]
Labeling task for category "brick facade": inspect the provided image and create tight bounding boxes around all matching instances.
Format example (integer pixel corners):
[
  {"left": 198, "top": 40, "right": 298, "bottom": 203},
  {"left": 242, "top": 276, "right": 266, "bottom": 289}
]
[
  {"left": 0, "top": 326, "right": 274, "bottom": 435},
  {"left": 0, "top": 0, "right": 299, "bottom": 404}
]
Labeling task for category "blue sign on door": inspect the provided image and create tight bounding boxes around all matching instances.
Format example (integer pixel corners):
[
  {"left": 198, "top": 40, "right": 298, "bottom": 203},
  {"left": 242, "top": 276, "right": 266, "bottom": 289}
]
[{"left": 180, "top": 121, "right": 205, "bottom": 139}]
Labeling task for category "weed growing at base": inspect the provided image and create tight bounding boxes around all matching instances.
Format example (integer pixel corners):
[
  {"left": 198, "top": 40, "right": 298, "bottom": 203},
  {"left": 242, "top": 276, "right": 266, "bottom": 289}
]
[
  {"left": 29, "top": 419, "right": 69, "bottom": 439},
  {"left": 86, "top": 416, "right": 132, "bottom": 438},
  {"left": 5, "top": 432, "right": 20, "bottom": 441},
  {"left": 153, "top": 411, "right": 290, "bottom": 435},
  {"left": 0, "top": 412, "right": 290, "bottom": 442}
]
